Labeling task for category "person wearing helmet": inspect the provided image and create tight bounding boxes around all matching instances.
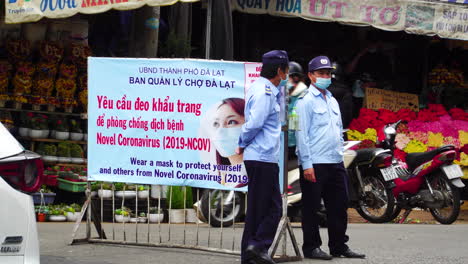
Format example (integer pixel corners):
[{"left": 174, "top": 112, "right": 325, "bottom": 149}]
[
  {"left": 286, "top": 61, "right": 307, "bottom": 158},
  {"left": 295, "top": 56, "right": 365, "bottom": 260}
]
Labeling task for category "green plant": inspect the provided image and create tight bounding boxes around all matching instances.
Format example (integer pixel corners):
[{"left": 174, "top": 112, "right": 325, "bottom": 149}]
[
  {"left": 185, "top": 186, "right": 193, "bottom": 208},
  {"left": 30, "top": 114, "right": 48, "bottom": 130},
  {"left": 70, "top": 144, "right": 83, "bottom": 158},
  {"left": 149, "top": 207, "right": 161, "bottom": 214},
  {"left": 54, "top": 117, "right": 69, "bottom": 132},
  {"left": 115, "top": 207, "right": 131, "bottom": 216},
  {"left": 19, "top": 112, "right": 32, "bottom": 128},
  {"left": 166, "top": 186, "right": 184, "bottom": 209},
  {"left": 137, "top": 185, "right": 149, "bottom": 191},
  {"left": 70, "top": 119, "right": 82, "bottom": 133},
  {"left": 40, "top": 185, "right": 54, "bottom": 193},
  {"left": 114, "top": 182, "right": 125, "bottom": 191},
  {"left": 139, "top": 212, "right": 146, "bottom": 217},
  {"left": 57, "top": 142, "right": 71, "bottom": 157},
  {"left": 44, "top": 144, "right": 57, "bottom": 156},
  {"left": 49, "top": 205, "right": 66, "bottom": 216},
  {"left": 36, "top": 142, "right": 47, "bottom": 155}
]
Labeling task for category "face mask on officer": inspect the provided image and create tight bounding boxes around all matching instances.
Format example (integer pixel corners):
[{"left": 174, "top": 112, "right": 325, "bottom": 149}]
[
  {"left": 314, "top": 77, "right": 332, "bottom": 90},
  {"left": 213, "top": 127, "right": 242, "bottom": 157},
  {"left": 278, "top": 68, "right": 289, "bottom": 88}
]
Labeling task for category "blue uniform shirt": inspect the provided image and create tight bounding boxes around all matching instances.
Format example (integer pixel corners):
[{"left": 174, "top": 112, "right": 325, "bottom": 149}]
[
  {"left": 239, "top": 77, "right": 282, "bottom": 163},
  {"left": 295, "top": 86, "right": 344, "bottom": 170}
]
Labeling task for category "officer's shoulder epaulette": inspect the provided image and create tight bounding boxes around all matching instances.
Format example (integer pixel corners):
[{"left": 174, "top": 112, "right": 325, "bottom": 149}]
[
  {"left": 297, "top": 89, "right": 308, "bottom": 99},
  {"left": 264, "top": 85, "right": 272, "bottom": 95}
]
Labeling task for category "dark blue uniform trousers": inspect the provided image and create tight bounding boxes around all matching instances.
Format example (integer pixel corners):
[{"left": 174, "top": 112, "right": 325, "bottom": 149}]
[
  {"left": 241, "top": 160, "right": 282, "bottom": 262},
  {"left": 300, "top": 162, "right": 349, "bottom": 255}
]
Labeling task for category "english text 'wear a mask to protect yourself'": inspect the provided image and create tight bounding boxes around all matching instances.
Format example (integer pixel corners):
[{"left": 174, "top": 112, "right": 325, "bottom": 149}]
[
  {"left": 213, "top": 127, "right": 242, "bottom": 157},
  {"left": 314, "top": 77, "right": 332, "bottom": 90}
]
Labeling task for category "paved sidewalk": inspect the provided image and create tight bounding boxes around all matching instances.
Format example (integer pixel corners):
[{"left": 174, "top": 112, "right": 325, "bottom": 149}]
[{"left": 39, "top": 222, "right": 468, "bottom": 264}]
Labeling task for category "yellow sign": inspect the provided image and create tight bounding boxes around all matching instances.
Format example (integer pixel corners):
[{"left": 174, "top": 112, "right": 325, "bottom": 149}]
[{"left": 365, "top": 88, "right": 419, "bottom": 112}]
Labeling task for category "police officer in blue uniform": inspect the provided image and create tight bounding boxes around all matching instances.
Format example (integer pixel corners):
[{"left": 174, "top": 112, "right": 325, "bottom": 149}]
[
  {"left": 237, "top": 50, "right": 289, "bottom": 264},
  {"left": 295, "top": 56, "right": 365, "bottom": 260}
]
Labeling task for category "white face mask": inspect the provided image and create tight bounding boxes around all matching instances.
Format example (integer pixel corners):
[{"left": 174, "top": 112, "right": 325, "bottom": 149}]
[{"left": 212, "top": 127, "right": 242, "bottom": 157}]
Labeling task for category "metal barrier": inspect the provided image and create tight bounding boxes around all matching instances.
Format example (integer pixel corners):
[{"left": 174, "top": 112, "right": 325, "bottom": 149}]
[{"left": 71, "top": 182, "right": 301, "bottom": 261}]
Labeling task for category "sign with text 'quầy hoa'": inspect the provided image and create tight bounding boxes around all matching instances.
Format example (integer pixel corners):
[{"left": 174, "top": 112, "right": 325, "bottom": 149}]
[
  {"left": 88, "top": 58, "right": 262, "bottom": 191},
  {"left": 232, "top": 0, "right": 468, "bottom": 41},
  {"left": 365, "top": 87, "right": 419, "bottom": 112}
]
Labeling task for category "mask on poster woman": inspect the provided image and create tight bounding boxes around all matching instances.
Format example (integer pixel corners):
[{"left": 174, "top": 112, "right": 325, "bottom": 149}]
[{"left": 212, "top": 127, "right": 242, "bottom": 157}]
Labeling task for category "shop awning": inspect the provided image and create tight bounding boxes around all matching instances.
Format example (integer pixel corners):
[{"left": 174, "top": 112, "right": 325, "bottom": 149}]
[
  {"left": 232, "top": 0, "right": 468, "bottom": 41},
  {"left": 4, "top": 0, "right": 199, "bottom": 24}
]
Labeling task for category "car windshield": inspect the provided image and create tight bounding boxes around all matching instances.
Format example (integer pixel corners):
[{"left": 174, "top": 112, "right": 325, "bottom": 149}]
[{"left": 0, "top": 122, "right": 24, "bottom": 160}]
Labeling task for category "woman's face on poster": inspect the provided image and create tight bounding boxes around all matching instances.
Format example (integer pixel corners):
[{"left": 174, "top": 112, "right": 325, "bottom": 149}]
[{"left": 212, "top": 104, "right": 245, "bottom": 129}]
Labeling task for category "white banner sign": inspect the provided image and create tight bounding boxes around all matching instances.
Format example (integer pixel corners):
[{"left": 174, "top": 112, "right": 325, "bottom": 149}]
[
  {"left": 232, "top": 0, "right": 468, "bottom": 40},
  {"left": 5, "top": 0, "right": 199, "bottom": 24}
]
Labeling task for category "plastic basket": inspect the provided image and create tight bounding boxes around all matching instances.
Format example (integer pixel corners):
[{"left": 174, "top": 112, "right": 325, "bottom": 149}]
[
  {"left": 57, "top": 178, "right": 87, "bottom": 192},
  {"left": 32, "top": 193, "right": 56, "bottom": 205},
  {"left": 44, "top": 175, "right": 58, "bottom": 187}
]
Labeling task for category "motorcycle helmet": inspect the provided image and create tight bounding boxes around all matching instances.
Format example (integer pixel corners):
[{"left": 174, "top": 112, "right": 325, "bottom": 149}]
[{"left": 288, "top": 61, "right": 303, "bottom": 77}]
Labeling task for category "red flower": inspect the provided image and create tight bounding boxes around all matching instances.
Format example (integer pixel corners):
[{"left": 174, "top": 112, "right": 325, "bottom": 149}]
[
  {"left": 57, "top": 120, "right": 62, "bottom": 124},
  {"left": 417, "top": 109, "right": 439, "bottom": 122},
  {"left": 349, "top": 118, "right": 368, "bottom": 133},
  {"left": 378, "top": 109, "right": 398, "bottom": 124},
  {"left": 27, "top": 112, "right": 34, "bottom": 118},
  {"left": 396, "top": 109, "right": 417, "bottom": 122},
  {"left": 428, "top": 104, "right": 448, "bottom": 117},
  {"left": 359, "top": 108, "right": 379, "bottom": 121},
  {"left": 449, "top": 108, "right": 468, "bottom": 121},
  {"left": 461, "top": 144, "right": 468, "bottom": 155}
]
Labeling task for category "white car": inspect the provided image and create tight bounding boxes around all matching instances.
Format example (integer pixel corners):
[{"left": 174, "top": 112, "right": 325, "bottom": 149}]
[{"left": 0, "top": 123, "right": 40, "bottom": 264}]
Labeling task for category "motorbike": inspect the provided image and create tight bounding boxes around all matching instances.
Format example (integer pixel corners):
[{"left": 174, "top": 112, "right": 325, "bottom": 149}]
[
  {"left": 382, "top": 121, "right": 465, "bottom": 224},
  {"left": 344, "top": 141, "right": 398, "bottom": 223},
  {"left": 197, "top": 140, "right": 397, "bottom": 226}
]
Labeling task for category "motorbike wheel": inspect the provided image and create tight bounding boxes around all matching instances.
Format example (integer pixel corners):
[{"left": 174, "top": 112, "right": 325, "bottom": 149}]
[
  {"left": 200, "top": 189, "right": 245, "bottom": 227},
  {"left": 356, "top": 176, "right": 395, "bottom": 223},
  {"left": 429, "top": 174, "right": 461, "bottom": 225},
  {"left": 388, "top": 204, "right": 402, "bottom": 222}
]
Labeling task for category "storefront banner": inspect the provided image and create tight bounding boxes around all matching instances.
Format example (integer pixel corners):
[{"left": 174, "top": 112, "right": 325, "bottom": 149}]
[
  {"left": 88, "top": 58, "right": 264, "bottom": 191},
  {"left": 4, "top": 0, "right": 199, "bottom": 24},
  {"left": 232, "top": 0, "right": 468, "bottom": 40}
]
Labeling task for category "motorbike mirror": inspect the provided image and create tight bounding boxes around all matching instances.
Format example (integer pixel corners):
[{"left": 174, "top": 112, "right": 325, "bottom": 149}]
[{"left": 384, "top": 126, "right": 396, "bottom": 135}]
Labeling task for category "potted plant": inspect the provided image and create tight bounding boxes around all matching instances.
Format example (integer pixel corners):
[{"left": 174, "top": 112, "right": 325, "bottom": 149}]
[
  {"left": 166, "top": 186, "right": 185, "bottom": 223},
  {"left": 18, "top": 112, "right": 32, "bottom": 137},
  {"left": 35, "top": 205, "right": 49, "bottom": 222},
  {"left": 148, "top": 207, "right": 164, "bottom": 223},
  {"left": 49, "top": 205, "right": 67, "bottom": 222},
  {"left": 97, "top": 182, "right": 113, "bottom": 198},
  {"left": 69, "top": 119, "right": 83, "bottom": 141},
  {"left": 184, "top": 187, "right": 197, "bottom": 223},
  {"left": 43, "top": 166, "right": 59, "bottom": 186},
  {"left": 70, "top": 143, "right": 84, "bottom": 164},
  {"left": 31, "top": 185, "right": 56, "bottom": 205},
  {"left": 57, "top": 142, "right": 71, "bottom": 163},
  {"left": 54, "top": 117, "right": 69, "bottom": 140},
  {"left": 42, "top": 144, "right": 58, "bottom": 163},
  {"left": 115, "top": 207, "right": 131, "bottom": 223},
  {"left": 65, "top": 203, "right": 82, "bottom": 222},
  {"left": 29, "top": 114, "right": 49, "bottom": 138},
  {"left": 137, "top": 185, "right": 150, "bottom": 199},
  {"left": 115, "top": 183, "right": 137, "bottom": 199}
]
